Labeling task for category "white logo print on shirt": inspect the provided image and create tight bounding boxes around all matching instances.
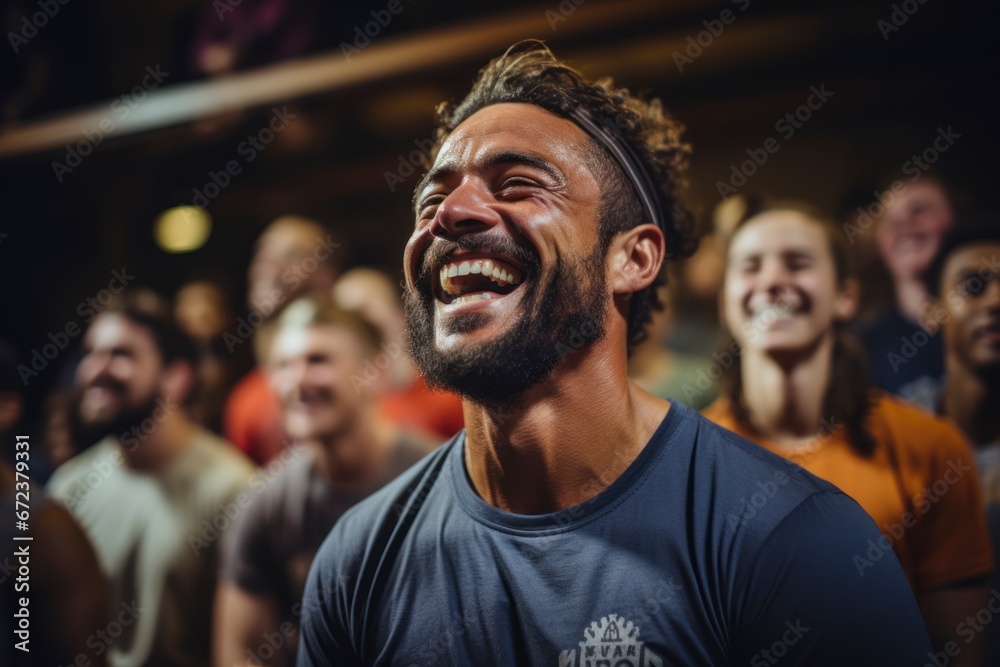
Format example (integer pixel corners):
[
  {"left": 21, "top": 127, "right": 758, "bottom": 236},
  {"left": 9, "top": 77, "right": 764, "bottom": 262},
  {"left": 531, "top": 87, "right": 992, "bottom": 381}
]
[{"left": 558, "top": 614, "right": 663, "bottom": 666}]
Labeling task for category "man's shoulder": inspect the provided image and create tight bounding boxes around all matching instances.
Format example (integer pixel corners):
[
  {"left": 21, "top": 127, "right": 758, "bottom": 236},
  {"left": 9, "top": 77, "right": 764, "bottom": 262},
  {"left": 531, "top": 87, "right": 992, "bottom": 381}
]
[
  {"left": 679, "top": 406, "right": 866, "bottom": 542},
  {"left": 188, "top": 429, "right": 256, "bottom": 471},
  {"left": 47, "top": 439, "right": 118, "bottom": 497},
  {"left": 685, "top": 406, "right": 845, "bottom": 498},
  {"left": 181, "top": 429, "right": 256, "bottom": 498}
]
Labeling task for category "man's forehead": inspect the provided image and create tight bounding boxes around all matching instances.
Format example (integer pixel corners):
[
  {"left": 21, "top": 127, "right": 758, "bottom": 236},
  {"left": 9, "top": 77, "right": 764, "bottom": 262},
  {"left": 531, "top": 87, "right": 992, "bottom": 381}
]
[
  {"left": 87, "top": 314, "right": 143, "bottom": 347},
  {"left": 436, "top": 103, "right": 590, "bottom": 167},
  {"left": 888, "top": 181, "right": 947, "bottom": 213},
  {"left": 730, "top": 213, "right": 825, "bottom": 252},
  {"left": 945, "top": 242, "right": 1000, "bottom": 273},
  {"left": 273, "top": 324, "right": 358, "bottom": 357}
]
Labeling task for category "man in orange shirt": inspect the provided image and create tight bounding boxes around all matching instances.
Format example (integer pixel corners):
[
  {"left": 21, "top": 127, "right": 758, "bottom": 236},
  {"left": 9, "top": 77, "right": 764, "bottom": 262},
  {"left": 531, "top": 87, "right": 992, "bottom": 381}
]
[
  {"left": 224, "top": 216, "right": 341, "bottom": 464},
  {"left": 702, "top": 202, "right": 992, "bottom": 665}
]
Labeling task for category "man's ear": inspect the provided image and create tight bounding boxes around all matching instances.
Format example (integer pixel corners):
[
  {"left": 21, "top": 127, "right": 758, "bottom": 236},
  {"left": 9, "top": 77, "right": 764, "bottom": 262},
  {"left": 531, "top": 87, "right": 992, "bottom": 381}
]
[
  {"left": 833, "top": 278, "right": 860, "bottom": 323},
  {"left": 607, "top": 223, "right": 665, "bottom": 295}
]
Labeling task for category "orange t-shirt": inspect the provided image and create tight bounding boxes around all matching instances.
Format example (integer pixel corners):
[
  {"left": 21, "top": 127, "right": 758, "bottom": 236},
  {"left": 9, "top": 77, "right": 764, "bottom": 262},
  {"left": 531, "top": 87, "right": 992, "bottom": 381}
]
[
  {"left": 224, "top": 369, "right": 287, "bottom": 466},
  {"left": 377, "top": 376, "right": 464, "bottom": 443},
  {"left": 225, "top": 370, "right": 463, "bottom": 464},
  {"left": 703, "top": 392, "right": 992, "bottom": 595}
]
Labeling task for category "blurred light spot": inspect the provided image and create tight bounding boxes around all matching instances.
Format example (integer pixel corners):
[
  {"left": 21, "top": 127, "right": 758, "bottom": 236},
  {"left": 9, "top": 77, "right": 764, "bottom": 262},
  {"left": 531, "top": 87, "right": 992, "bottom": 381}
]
[{"left": 155, "top": 206, "right": 212, "bottom": 253}]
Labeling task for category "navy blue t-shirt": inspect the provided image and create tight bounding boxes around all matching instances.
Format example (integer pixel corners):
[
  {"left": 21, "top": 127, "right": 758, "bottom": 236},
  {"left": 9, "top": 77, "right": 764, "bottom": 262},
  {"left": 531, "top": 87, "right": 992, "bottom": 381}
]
[
  {"left": 298, "top": 402, "right": 932, "bottom": 666},
  {"left": 857, "top": 305, "right": 944, "bottom": 410}
]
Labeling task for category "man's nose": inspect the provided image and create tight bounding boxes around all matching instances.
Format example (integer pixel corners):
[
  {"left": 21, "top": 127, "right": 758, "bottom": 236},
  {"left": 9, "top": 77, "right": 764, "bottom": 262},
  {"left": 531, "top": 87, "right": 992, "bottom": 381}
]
[
  {"left": 78, "top": 350, "right": 112, "bottom": 386},
  {"left": 982, "top": 278, "right": 1000, "bottom": 310},
  {"left": 428, "top": 181, "right": 502, "bottom": 241}
]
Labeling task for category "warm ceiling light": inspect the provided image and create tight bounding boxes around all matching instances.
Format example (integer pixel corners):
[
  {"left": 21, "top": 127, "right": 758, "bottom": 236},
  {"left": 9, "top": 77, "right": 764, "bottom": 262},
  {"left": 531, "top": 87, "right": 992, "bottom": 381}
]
[{"left": 154, "top": 206, "right": 212, "bottom": 253}]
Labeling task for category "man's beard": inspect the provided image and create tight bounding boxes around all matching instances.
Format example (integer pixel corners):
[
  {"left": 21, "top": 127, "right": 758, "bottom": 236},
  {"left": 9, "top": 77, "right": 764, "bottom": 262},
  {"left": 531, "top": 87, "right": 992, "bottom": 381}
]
[
  {"left": 69, "top": 386, "right": 162, "bottom": 449},
  {"left": 404, "top": 239, "right": 608, "bottom": 404}
]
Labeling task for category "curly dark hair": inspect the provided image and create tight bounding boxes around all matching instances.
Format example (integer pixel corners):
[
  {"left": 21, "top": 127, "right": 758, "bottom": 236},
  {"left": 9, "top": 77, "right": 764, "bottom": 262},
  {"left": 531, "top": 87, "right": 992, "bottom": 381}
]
[{"left": 424, "top": 40, "right": 697, "bottom": 352}]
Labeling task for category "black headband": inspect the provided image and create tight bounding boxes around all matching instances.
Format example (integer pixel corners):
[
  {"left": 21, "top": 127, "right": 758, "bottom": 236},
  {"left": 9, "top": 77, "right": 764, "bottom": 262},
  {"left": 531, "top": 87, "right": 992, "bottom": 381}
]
[{"left": 566, "top": 108, "right": 671, "bottom": 256}]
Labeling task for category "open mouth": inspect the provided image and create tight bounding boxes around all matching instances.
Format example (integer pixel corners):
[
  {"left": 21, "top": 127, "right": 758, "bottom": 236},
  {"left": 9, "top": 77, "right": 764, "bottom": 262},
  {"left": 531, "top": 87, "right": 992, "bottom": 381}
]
[
  {"left": 746, "top": 296, "right": 806, "bottom": 329},
  {"left": 285, "top": 387, "right": 331, "bottom": 411},
  {"left": 436, "top": 256, "right": 526, "bottom": 305},
  {"left": 84, "top": 384, "right": 124, "bottom": 405},
  {"left": 896, "top": 234, "right": 931, "bottom": 253}
]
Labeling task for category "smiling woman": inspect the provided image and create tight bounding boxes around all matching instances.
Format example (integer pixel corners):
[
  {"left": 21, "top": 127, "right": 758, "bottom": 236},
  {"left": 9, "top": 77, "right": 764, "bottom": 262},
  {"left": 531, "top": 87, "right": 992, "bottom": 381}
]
[
  {"left": 703, "top": 201, "right": 994, "bottom": 663},
  {"left": 716, "top": 201, "right": 874, "bottom": 455}
]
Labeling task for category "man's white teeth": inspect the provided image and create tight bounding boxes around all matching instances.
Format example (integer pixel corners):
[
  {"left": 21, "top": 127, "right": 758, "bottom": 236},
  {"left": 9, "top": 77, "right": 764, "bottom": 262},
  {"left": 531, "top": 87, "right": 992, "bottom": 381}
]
[
  {"left": 452, "top": 293, "right": 493, "bottom": 304},
  {"left": 439, "top": 257, "right": 523, "bottom": 296}
]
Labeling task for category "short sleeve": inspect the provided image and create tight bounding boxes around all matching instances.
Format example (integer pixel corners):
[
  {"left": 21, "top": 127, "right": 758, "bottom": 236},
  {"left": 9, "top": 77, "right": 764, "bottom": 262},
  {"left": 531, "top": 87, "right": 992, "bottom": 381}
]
[
  {"left": 219, "top": 489, "right": 277, "bottom": 596},
  {"left": 297, "top": 521, "right": 361, "bottom": 667},
  {"left": 733, "top": 492, "right": 933, "bottom": 665},
  {"left": 907, "top": 422, "right": 993, "bottom": 590}
]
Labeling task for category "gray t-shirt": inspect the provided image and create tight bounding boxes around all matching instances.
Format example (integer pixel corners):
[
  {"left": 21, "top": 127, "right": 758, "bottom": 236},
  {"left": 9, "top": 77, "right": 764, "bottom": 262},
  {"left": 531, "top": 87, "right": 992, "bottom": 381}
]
[
  {"left": 220, "top": 436, "right": 432, "bottom": 661},
  {"left": 48, "top": 429, "right": 255, "bottom": 667}
]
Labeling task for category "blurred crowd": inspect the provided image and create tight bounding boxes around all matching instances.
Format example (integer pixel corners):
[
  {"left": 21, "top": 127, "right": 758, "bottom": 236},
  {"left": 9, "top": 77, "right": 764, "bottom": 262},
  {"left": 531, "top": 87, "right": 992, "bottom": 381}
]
[{"left": 1, "top": 171, "right": 998, "bottom": 665}]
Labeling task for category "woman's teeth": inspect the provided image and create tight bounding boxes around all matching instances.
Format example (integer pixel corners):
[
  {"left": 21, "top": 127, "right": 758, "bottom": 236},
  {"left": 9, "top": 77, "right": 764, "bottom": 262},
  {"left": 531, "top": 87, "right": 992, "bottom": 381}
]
[{"left": 751, "top": 303, "right": 795, "bottom": 322}]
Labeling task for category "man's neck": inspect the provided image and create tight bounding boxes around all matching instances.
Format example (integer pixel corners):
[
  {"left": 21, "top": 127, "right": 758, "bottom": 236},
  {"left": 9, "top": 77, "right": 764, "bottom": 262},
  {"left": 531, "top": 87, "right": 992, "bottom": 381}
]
[
  {"left": 943, "top": 359, "right": 1000, "bottom": 445},
  {"left": 311, "top": 409, "right": 396, "bottom": 489},
  {"left": 119, "top": 412, "right": 195, "bottom": 472},
  {"left": 740, "top": 335, "right": 833, "bottom": 447},
  {"left": 894, "top": 276, "right": 930, "bottom": 324},
  {"left": 462, "top": 338, "right": 669, "bottom": 515}
]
